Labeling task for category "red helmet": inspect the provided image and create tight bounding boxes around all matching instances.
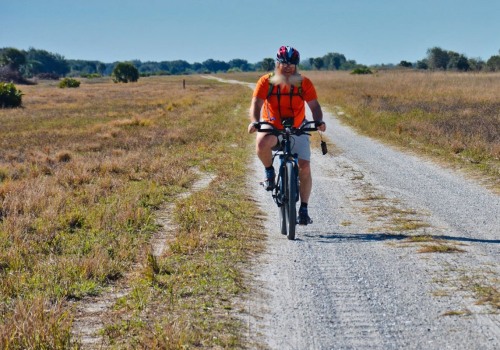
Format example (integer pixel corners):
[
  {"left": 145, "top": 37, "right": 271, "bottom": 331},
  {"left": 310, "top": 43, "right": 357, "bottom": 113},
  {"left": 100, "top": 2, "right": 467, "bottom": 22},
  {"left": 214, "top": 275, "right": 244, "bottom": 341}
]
[{"left": 276, "top": 46, "right": 300, "bottom": 65}]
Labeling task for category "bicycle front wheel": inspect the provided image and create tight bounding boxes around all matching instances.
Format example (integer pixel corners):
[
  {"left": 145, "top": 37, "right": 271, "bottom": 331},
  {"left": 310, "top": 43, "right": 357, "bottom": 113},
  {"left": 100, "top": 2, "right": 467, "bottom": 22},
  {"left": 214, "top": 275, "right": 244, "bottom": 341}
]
[
  {"left": 278, "top": 173, "right": 287, "bottom": 235},
  {"left": 285, "top": 160, "right": 297, "bottom": 240}
]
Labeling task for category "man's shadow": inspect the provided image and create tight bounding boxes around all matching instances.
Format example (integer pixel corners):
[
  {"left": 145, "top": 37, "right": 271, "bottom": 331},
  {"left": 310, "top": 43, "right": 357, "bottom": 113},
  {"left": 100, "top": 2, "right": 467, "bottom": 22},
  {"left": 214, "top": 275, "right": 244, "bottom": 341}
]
[{"left": 298, "top": 232, "right": 500, "bottom": 244}]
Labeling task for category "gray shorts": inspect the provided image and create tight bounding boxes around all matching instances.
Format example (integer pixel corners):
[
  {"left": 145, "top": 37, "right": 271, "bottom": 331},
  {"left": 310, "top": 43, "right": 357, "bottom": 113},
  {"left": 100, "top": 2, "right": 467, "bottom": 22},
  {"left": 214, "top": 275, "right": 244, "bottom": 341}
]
[{"left": 274, "top": 134, "right": 311, "bottom": 161}]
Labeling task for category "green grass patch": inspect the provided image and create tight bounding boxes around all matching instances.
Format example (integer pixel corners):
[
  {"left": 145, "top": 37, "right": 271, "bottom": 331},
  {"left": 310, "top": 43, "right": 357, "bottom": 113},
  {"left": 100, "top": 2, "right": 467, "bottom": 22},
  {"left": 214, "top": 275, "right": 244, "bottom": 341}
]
[{"left": 418, "top": 244, "right": 466, "bottom": 254}]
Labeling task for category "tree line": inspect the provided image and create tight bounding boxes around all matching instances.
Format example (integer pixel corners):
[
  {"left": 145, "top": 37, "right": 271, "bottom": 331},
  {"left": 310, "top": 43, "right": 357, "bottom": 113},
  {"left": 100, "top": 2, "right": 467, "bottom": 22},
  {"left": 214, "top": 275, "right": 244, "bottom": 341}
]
[
  {"left": 2, "top": 46, "right": 500, "bottom": 84},
  {"left": 398, "top": 47, "right": 500, "bottom": 71}
]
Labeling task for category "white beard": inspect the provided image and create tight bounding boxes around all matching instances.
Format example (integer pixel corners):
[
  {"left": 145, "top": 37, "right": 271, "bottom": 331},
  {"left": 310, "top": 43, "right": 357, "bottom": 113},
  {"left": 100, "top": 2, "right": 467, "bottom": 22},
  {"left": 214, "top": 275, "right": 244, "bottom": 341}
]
[{"left": 269, "top": 71, "right": 303, "bottom": 88}]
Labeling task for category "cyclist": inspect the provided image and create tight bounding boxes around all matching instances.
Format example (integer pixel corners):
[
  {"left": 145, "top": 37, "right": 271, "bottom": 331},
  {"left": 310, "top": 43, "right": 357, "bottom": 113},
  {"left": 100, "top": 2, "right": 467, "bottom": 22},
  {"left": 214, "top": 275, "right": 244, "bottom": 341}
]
[{"left": 248, "top": 45, "right": 326, "bottom": 225}]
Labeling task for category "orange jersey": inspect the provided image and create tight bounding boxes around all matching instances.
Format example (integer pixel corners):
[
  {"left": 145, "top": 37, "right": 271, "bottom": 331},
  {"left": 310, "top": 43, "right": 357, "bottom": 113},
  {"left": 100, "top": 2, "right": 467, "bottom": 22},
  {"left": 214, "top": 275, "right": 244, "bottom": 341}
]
[{"left": 253, "top": 73, "right": 318, "bottom": 129}]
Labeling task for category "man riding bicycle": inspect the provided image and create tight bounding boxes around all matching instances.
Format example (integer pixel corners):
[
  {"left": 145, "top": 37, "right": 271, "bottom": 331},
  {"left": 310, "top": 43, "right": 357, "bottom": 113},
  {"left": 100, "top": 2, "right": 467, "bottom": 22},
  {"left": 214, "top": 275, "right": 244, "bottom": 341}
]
[{"left": 248, "top": 45, "right": 326, "bottom": 225}]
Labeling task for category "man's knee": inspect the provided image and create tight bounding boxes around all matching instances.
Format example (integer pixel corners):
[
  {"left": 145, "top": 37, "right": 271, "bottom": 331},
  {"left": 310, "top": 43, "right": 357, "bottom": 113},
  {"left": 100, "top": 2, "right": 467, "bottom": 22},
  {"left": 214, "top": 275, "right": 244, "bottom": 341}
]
[
  {"left": 256, "top": 135, "right": 277, "bottom": 151},
  {"left": 298, "top": 159, "right": 311, "bottom": 173}
]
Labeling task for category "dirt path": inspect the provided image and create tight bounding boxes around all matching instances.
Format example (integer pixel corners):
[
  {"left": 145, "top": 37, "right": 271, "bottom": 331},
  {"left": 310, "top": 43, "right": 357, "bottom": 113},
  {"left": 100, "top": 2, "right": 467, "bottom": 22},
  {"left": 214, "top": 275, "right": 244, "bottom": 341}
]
[{"left": 237, "top": 92, "right": 499, "bottom": 348}]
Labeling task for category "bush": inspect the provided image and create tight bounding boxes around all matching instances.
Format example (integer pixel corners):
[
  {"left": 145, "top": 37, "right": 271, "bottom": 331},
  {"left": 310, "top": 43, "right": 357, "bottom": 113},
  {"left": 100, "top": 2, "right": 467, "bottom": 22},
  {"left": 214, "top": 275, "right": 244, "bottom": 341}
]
[
  {"left": 59, "top": 78, "right": 80, "bottom": 88},
  {"left": 0, "top": 82, "right": 23, "bottom": 108},
  {"left": 0, "top": 66, "right": 33, "bottom": 85},
  {"left": 80, "top": 73, "right": 102, "bottom": 79},
  {"left": 36, "top": 73, "right": 60, "bottom": 80},
  {"left": 112, "top": 62, "right": 139, "bottom": 83},
  {"left": 351, "top": 67, "right": 373, "bottom": 75}
]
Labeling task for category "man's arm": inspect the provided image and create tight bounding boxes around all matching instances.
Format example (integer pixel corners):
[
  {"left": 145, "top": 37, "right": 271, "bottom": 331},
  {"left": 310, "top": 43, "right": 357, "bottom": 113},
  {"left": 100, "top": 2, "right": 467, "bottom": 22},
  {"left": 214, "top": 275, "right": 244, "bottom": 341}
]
[
  {"left": 248, "top": 96, "right": 264, "bottom": 133},
  {"left": 307, "top": 99, "right": 326, "bottom": 132}
]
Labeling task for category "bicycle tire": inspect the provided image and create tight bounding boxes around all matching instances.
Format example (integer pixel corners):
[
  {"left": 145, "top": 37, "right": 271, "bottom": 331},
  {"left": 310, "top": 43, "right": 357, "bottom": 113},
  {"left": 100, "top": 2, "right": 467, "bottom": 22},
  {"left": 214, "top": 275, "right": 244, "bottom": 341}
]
[
  {"left": 285, "top": 160, "right": 297, "bottom": 240},
  {"left": 278, "top": 172, "right": 287, "bottom": 235}
]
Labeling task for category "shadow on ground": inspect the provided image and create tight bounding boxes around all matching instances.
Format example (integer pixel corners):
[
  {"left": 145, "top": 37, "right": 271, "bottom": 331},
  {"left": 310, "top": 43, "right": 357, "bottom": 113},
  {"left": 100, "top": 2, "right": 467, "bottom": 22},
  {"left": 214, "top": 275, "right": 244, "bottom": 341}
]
[{"left": 298, "top": 232, "right": 500, "bottom": 245}]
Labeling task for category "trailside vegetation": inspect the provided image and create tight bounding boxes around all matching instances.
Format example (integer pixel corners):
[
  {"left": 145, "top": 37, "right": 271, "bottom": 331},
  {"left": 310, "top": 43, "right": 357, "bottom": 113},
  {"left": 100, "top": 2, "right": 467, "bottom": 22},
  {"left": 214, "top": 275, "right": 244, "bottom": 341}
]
[
  {"left": 0, "top": 76, "right": 264, "bottom": 348},
  {"left": 58, "top": 77, "right": 80, "bottom": 88},
  {"left": 0, "top": 82, "right": 23, "bottom": 108},
  {"left": 310, "top": 70, "right": 500, "bottom": 188}
]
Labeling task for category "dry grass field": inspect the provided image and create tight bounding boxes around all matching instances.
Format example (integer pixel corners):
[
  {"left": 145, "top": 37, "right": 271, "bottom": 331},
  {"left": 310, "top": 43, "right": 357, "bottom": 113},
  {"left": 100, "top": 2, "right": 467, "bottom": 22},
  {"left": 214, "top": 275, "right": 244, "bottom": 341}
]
[
  {"left": 0, "top": 76, "right": 263, "bottom": 348},
  {"left": 307, "top": 70, "right": 500, "bottom": 189}
]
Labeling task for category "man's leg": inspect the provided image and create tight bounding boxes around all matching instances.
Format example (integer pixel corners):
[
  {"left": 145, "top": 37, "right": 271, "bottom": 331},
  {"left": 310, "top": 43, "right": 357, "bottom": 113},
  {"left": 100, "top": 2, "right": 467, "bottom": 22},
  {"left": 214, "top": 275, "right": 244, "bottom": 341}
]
[
  {"left": 255, "top": 132, "right": 277, "bottom": 167},
  {"left": 256, "top": 132, "right": 278, "bottom": 190},
  {"left": 298, "top": 159, "right": 312, "bottom": 203},
  {"left": 298, "top": 159, "right": 313, "bottom": 225}
]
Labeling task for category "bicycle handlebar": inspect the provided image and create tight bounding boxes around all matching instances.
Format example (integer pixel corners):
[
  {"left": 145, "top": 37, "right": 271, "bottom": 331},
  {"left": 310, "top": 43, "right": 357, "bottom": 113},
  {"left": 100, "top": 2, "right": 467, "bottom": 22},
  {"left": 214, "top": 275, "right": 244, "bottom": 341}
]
[{"left": 256, "top": 120, "right": 323, "bottom": 136}]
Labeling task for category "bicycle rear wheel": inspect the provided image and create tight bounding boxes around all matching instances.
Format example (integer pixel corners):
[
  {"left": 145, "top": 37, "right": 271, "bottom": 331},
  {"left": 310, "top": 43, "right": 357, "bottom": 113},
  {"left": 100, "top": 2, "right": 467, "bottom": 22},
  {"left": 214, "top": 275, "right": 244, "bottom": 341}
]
[{"left": 285, "top": 160, "right": 297, "bottom": 240}]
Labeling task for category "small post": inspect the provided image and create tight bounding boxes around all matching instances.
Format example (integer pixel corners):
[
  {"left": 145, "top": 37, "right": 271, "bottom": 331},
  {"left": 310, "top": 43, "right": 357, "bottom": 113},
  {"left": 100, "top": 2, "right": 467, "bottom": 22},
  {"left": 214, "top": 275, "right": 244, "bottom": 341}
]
[{"left": 183, "top": 79, "right": 185, "bottom": 89}]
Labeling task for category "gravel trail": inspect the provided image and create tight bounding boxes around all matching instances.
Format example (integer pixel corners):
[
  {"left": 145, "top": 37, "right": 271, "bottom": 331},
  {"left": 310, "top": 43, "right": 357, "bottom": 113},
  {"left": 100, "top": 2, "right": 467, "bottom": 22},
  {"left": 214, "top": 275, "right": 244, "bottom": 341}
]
[{"left": 240, "top": 106, "right": 499, "bottom": 349}]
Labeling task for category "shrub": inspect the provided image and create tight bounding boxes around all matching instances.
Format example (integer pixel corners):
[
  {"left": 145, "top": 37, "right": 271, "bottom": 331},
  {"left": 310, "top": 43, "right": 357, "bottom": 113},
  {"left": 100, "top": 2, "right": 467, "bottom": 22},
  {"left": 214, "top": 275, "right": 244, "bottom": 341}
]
[
  {"left": 351, "top": 67, "right": 373, "bottom": 75},
  {"left": 80, "top": 73, "right": 102, "bottom": 79},
  {"left": 0, "top": 66, "right": 33, "bottom": 85},
  {"left": 112, "top": 62, "right": 139, "bottom": 83},
  {"left": 0, "top": 82, "right": 23, "bottom": 108},
  {"left": 59, "top": 78, "right": 80, "bottom": 88},
  {"left": 36, "top": 73, "right": 60, "bottom": 80}
]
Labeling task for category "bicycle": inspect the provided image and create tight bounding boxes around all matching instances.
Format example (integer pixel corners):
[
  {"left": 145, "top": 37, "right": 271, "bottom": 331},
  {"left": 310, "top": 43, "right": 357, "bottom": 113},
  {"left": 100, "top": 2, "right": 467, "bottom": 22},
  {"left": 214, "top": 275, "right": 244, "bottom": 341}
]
[{"left": 256, "top": 119, "right": 321, "bottom": 240}]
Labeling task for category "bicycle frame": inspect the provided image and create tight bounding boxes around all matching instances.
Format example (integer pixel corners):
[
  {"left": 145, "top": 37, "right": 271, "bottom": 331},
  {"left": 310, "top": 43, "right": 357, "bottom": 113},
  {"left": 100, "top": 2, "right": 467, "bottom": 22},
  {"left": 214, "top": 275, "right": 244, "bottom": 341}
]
[{"left": 256, "top": 120, "right": 318, "bottom": 239}]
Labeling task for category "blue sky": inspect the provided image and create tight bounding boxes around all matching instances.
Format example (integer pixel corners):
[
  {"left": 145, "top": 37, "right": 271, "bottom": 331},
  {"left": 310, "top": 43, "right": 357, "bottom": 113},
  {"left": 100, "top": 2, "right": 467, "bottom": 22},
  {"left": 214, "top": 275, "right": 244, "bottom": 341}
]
[{"left": 1, "top": 0, "right": 499, "bottom": 65}]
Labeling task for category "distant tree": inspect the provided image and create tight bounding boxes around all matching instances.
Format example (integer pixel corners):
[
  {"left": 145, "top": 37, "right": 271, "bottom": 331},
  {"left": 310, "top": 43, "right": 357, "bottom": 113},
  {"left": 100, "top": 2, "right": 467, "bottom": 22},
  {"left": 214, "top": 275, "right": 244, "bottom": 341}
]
[
  {"left": 416, "top": 59, "right": 429, "bottom": 70},
  {"left": 446, "top": 51, "right": 470, "bottom": 71},
  {"left": 340, "top": 60, "right": 359, "bottom": 70},
  {"left": 23, "top": 48, "right": 69, "bottom": 77},
  {"left": 486, "top": 55, "right": 500, "bottom": 71},
  {"left": 97, "top": 63, "right": 106, "bottom": 75},
  {"left": 229, "top": 58, "right": 250, "bottom": 71},
  {"left": 260, "top": 58, "right": 275, "bottom": 71},
  {"left": 191, "top": 62, "right": 204, "bottom": 73},
  {"left": 312, "top": 57, "right": 324, "bottom": 70},
  {"left": 0, "top": 48, "right": 26, "bottom": 70},
  {"left": 202, "top": 59, "right": 230, "bottom": 73},
  {"left": 112, "top": 62, "right": 139, "bottom": 83},
  {"left": 467, "top": 58, "right": 485, "bottom": 71},
  {"left": 398, "top": 60, "right": 413, "bottom": 68},
  {"left": 323, "top": 52, "right": 346, "bottom": 70},
  {"left": 170, "top": 60, "right": 191, "bottom": 74},
  {"left": 427, "top": 47, "right": 450, "bottom": 70},
  {"left": 138, "top": 61, "right": 160, "bottom": 75}
]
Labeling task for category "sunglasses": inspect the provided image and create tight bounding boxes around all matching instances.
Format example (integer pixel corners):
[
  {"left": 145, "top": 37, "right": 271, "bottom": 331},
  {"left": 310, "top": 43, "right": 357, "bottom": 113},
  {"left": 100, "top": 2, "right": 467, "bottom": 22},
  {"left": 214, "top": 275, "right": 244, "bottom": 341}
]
[{"left": 278, "top": 62, "right": 296, "bottom": 67}]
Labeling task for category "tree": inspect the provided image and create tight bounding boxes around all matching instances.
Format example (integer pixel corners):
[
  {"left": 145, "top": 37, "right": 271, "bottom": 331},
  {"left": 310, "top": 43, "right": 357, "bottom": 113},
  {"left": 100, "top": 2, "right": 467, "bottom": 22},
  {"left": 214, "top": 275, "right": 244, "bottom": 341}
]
[
  {"left": 112, "top": 62, "right": 139, "bottom": 83},
  {"left": 24, "top": 48, "right": 69, "bottom": 77},
  {"left": 427, "top": 47, "right": 450, "bottom": 70},
  {"left": 260, "top": 58, "right": 275, "bottom": 71},
  {"left": 416, "top": 59, "right": 429, "bottom": 70},
  {"left": 323, "top": 52, "right": 346, "bottom": 70},
  {"left": 0, "top": 48, "right": 26, "bottom": 70},
  {"left": 202, "top": 59, "right": 230, "bottom": 73},
  {"left": 398, "top": 60, "right": 413, "bottom": 68},
  {"left": 229, "top": 59, "right": 250, "bottom": 71},
  {"left": 486, "top": 55, "right": 500, "bottom": 71},
  {"left": 446, "top": 51, "right": 470, "bottom": 71},
  {"left": 312, "top": 57, "right": 324, "bottom": 70},
  {"left": 467, "top": 58, "right": 485, "bottom": 71}
]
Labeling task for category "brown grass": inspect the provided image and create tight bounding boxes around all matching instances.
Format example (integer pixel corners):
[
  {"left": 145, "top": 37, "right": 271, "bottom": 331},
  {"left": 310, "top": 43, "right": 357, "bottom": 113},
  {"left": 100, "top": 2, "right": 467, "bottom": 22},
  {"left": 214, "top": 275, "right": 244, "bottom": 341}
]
[
  {"left": 307, "top": 70, "right": 500, "bottom": 189},
  {"left": 0, "top": 76, "right": 259, "bottom": 348}
]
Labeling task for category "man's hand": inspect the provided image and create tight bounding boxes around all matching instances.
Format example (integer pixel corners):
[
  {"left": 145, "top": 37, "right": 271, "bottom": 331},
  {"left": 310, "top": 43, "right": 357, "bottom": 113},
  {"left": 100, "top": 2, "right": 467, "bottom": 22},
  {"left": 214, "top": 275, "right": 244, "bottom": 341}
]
[
  {"left": 248, "top": 121, "right": 259, "bottom": 134},
  {"left": 317, "top": 121, "right": 326, "bottom": 132}
]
